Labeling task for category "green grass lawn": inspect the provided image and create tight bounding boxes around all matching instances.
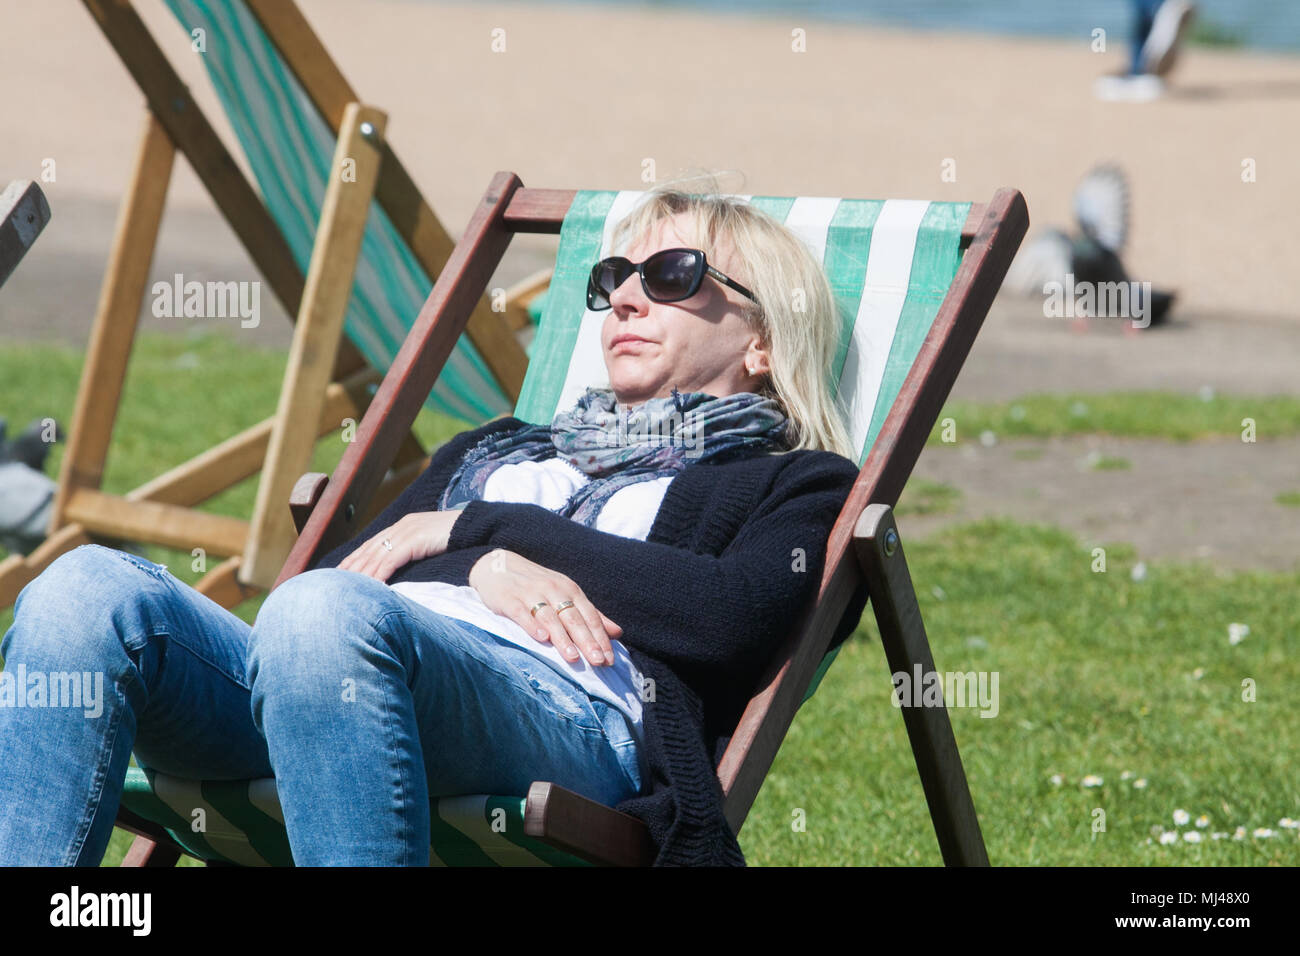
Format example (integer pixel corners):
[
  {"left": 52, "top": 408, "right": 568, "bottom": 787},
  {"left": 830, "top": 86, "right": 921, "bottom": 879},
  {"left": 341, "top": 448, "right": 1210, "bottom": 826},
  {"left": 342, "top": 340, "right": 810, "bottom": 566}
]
[
  {"left": 929, "top": 392, "right": 1300, "bottom": 445},
  {"left": 2, "top": 330, "right": 1295, "bottom": 866}
]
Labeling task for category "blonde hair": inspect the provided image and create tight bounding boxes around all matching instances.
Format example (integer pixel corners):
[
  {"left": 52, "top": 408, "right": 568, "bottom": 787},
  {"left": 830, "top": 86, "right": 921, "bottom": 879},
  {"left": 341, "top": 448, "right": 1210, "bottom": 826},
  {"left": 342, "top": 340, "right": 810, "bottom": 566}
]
[{"left": 609, "top": 173, "right": 855, "bottom": 460}]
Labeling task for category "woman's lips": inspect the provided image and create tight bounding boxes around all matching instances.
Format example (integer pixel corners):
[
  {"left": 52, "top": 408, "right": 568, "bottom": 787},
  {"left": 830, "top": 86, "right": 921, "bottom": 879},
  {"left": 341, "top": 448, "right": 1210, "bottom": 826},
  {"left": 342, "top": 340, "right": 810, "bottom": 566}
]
[{"left": 610, "top": 336, "right": 653, "bottom": 351}]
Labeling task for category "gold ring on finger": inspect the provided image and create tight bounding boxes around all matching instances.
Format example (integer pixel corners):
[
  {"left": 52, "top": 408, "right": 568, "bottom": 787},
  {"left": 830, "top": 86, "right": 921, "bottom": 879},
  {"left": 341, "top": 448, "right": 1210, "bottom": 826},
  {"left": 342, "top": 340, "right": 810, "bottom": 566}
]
[
  {"left": 529, "top": 601, "right": 550, "bottom": 617},
  {"left": 554, "top": 600, "right": 577, "bottom": 614}
]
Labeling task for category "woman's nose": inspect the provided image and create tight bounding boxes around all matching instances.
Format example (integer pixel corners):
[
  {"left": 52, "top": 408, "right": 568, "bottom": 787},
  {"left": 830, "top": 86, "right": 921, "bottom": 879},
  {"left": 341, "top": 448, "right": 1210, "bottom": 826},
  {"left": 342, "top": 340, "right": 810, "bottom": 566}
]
[{"left": 608, "top": 273, "right": 647, "bottom": 313}]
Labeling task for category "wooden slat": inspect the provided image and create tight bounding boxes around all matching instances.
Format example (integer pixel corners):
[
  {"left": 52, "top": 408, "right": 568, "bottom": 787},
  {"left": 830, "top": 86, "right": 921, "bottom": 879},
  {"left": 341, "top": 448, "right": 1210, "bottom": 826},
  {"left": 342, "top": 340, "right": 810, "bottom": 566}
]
[
  {"left": 524, "top": 782, "right": 655, "bottom": 867},
  {"left": 79, "top": 0, "right": 369, "bottom": 385},
  {"left": 0, "top": 523, "right": 94, "bottom": 609},
  {"left": 275, "top": 171, "right": 524, "bottom": 587},
  {"left": 241, "top": 102, "right": 388, "bottom": 589},
  {"left": 502, "top": 188, "right": 575, "bottom": 233},
  {"left": 126, "top": 369, "right": 379, "bottom": 507},
  {"left": 121, "top": 834, "right": 182, "bottom": 868},
  {"left": 48, "top": 112, "right": 173, "bottom": 533},
  {"left": 717, "top": 188, "right": 1030, "bottom": 832},
  {"left": 63, "top": 488, "right": 250, "bottom": 558},
  {"left": 853, "top": 504, "right": 989, "bottom": 865},
  {"left": 243, "top": 0, "right": 528, "bottom": 403},
  {"left": 194, "top": 556, "right": 261, "bottom": 608},
  {"left": 499, "top": 190, "right": 985, "bottom": 240},
  {"left": 502, "top": 267, "right": 553, "bottom": 330},
  {"left": 0, "top": 180, "right": 52, "bottom": 288}
]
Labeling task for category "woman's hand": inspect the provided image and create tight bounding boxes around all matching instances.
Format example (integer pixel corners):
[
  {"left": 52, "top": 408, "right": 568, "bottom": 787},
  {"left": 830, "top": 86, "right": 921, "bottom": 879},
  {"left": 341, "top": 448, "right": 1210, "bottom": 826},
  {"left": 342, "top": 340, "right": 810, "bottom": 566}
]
[
  {"left": 337, "top": 510, "right": 463, "bottom": 581},
  {"left": 468, "top": 549, "right": 623, "bottom": 668}
]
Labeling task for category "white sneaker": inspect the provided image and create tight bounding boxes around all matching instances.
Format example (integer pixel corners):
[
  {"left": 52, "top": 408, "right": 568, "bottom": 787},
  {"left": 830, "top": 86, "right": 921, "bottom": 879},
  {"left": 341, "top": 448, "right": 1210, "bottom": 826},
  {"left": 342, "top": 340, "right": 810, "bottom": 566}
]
[
  {"left": 1093, "top": 73, "right": 1165, "bottom": 102},
  {"left": 1141, "top": 0, "right": 1197, "bottom": 77}
]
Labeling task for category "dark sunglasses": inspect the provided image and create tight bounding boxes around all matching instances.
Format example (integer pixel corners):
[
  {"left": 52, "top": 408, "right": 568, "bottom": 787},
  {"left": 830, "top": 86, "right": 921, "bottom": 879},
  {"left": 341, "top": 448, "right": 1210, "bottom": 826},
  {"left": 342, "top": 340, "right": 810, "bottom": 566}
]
[{"left": 586, "top": 247, "right": 759, "bottom": 311}]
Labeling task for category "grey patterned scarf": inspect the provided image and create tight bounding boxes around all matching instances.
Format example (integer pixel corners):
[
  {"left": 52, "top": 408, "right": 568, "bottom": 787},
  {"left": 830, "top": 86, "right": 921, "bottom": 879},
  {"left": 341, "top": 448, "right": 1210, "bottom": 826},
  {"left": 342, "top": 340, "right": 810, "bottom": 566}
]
[{"left": 439, "top": 386, "right": 790, "bottom": 527}]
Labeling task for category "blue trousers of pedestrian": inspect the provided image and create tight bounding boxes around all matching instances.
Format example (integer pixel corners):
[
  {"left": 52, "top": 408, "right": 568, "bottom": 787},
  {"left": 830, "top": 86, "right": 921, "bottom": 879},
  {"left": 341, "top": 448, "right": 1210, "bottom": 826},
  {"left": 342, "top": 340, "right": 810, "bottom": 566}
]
[
  {"left": 0, "top": 544, "right": 643, "bottom": 865},
  {"left": 1131, "top": 0, "right": 1166, "bottom": 74}
]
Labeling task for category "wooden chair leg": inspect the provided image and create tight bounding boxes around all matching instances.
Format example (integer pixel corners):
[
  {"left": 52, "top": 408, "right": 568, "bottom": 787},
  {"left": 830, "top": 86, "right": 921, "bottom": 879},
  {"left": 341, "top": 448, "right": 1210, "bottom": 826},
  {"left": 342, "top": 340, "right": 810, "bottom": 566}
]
[
  {"left": 121, "top": 834, "right": 182, "bottom": 867},
  {"left": 853, "top": 503, "right": 991, "bottom": 866},
  {"left": 240, "top": 101, "right": 388, "bottom": 590}
]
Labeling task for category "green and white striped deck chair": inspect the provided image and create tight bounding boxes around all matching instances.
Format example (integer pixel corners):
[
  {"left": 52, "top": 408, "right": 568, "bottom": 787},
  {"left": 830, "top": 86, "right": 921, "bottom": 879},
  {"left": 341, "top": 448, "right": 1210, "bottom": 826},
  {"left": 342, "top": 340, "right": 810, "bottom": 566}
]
[
  {"left": 118, "top": 177, "right": 1028, "bottom": 866},
  {"left": 159, "top": 0, "right": 527, "bottom": 423}
]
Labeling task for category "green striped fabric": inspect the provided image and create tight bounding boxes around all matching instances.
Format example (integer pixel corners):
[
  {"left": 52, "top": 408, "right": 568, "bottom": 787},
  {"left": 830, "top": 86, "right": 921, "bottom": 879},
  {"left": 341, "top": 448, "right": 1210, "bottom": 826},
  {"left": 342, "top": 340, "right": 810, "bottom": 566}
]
[
  {"left": 162, "top": 0, "right": 511, "bottom": 426},
  {"left": 120, "top": 768, "right": 590, "bottom": 867}
]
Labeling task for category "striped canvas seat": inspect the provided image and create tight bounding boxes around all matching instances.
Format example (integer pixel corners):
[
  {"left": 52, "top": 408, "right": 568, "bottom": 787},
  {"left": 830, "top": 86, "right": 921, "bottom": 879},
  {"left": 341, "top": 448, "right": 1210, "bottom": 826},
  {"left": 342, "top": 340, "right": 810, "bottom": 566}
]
[
  {"left": 120, "top": 767, "right": 587, "bottom": 866},
  {"left": 161, "top": 0, "right": 513, "bottom": 424},
  {"left": 121, "top": 191, "right": 968, "bottom": 865}
]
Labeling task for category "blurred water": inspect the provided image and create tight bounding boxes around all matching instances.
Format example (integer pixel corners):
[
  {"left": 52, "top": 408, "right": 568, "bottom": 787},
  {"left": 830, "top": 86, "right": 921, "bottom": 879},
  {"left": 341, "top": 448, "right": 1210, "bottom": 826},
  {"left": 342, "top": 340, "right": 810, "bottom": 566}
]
[{"left": 519, "top": 0, "right": 1300, "bottom": 53}]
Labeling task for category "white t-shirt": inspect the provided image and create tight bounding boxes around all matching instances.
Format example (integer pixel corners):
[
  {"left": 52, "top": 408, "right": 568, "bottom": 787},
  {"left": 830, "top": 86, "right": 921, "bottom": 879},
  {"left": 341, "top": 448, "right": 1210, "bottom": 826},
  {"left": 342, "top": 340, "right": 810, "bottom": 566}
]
[{"left": 388, "top": 457, "right": 673, "bottom": 749}]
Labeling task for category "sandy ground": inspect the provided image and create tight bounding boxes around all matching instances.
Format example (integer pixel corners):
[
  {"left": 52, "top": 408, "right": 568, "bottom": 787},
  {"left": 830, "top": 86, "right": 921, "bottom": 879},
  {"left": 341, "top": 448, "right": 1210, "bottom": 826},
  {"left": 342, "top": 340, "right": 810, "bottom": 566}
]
[
  {"left": 3, "top": 0, "right": 1299, "bottom": 321},
  {"left": 1, "top": 1, "right": 1296, "bottom": 571}
]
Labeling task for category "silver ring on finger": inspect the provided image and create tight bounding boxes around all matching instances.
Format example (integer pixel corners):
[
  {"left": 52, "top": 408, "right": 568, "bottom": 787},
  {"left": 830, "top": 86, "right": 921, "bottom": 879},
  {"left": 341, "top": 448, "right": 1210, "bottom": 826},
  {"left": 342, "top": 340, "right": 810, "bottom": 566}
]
[{"left": 554, "top": 600, "right": 576, "bottom": 614}]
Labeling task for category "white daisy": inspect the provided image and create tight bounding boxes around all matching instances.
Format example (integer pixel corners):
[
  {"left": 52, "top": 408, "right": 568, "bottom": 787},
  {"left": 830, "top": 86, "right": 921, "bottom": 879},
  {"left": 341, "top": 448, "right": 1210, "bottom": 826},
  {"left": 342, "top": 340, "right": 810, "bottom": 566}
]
[
  {"left": 1195, "top": 815, "right": 1209, "bottom": 828},
  {"left": 1082, "top": 775, "right": 1104, "bottom": 788},
  {"left": 1183, "top": 831, "right": 1202, "bottom": 843},
  {"left": 1133, "top": 778, "right": 1148, "bottom": 789},
  {"left": 1228, "top": 623, "right": 1250, "bottom": 646},
  {"left": 1159, "top": 831, "right": 1178, "bottom": 845},
  {"left": 1253, "top": 828, "right": 1275, "bottom": 839},
  {"left": 1172, "top": 809, "right": 1190, "bottom": 826},
  {"left": 1049, "top": 774, "right": 1063, "bottom": 786}
]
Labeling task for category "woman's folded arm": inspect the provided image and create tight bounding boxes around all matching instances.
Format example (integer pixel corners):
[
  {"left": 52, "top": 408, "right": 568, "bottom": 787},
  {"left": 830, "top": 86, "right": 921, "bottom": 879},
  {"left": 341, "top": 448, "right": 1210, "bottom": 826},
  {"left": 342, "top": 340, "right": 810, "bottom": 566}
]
[{"left": 446, "top": 453, "right": 859, "bottom": 677}]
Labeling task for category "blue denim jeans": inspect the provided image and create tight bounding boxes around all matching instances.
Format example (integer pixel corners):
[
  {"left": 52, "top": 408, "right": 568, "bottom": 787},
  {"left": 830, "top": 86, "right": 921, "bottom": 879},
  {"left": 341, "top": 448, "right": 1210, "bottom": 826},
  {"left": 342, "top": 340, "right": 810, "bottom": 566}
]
[
  {"left": 1131, "top": 0, "right": 1165, "bottom": 74},
  {"left": 0, "top": 544, "right": 643, "bottom": 865}
]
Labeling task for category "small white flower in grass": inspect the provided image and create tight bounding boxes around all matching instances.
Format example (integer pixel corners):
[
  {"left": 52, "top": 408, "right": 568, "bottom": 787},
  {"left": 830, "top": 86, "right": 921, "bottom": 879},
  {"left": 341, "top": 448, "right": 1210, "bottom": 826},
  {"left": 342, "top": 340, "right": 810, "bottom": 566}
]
[
  {"left": 1130, "top": 561, "right": 1147, "bottom": 582},
  {"left": 1159, "top": 831, "right": 1178, "bottom": 845},
  {"left": 1191, "top": 667, "right": 1204, "bottom": 680},
  {"left": 1120, "top": 771, "right": 1134, "bottom": 781},
  {"left": 1228, "top": 623, "right": 1250, "bottom": 646},
  {"left": 1049, "top": 774, "right": 1063, "bottom": 786},
  {"left": 1233, "top": 827, "right": 1247, "bottom": 841},
  {"left": 1195, "top": 815, "right": 1209, "bottom": 828},
  {"left": 1279, "top": 818, "right": 1299, "bottom": 830},
  {"left": 1183, "top": 831, "right": 1202, "bottom": 843},
  {"left": 1082, "top": 775, "right": 1103, "bottom": 788},
  {"left": 1253, "top": 828, "right": 1275, "bottom": 839},
  {"left": 1211, "top": 832, "right": 1229, "bottom": 840},
  {"left": 1133, "top": 778, "right": 1148, "bottom": 789},
  {"left": 1173, "top": 809, "right": 1190, "bottom": 826}
]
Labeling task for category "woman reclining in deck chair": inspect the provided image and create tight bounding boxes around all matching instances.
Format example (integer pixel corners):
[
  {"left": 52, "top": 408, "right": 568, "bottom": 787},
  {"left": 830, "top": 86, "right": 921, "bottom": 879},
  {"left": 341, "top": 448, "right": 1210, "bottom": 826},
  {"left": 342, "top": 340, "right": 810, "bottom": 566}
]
[{"left": 0, "top": 182, "right": 866, "bottom": 866}]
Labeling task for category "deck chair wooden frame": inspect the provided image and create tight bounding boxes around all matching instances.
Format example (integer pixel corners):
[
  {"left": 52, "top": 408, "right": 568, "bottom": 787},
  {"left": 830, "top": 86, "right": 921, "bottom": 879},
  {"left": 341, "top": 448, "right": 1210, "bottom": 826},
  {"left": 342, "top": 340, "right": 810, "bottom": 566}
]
[
  {"left": 106, "top": 172, "right": 1026, "bottom": 867},
  {"left": 0, "top": 0, "right": 539, "bottom": 609}
]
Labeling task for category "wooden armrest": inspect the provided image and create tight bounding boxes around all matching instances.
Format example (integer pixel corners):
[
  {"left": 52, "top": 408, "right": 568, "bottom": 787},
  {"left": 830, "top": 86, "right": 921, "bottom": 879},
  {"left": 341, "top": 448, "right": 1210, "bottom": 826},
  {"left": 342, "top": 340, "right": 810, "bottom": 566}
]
[
  {"left": 289, "top": 472, "right": 330, "bottom": 535},
  {"left": 524, "top": 781, "right": 656, "bottom": 867}
]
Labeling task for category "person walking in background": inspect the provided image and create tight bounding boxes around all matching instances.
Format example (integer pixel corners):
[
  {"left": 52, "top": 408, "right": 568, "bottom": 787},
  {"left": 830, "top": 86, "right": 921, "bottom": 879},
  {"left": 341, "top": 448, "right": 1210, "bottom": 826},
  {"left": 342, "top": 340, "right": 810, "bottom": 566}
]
[{"left": 1096, "top": 0, "right": 1198, "bottom": 101}]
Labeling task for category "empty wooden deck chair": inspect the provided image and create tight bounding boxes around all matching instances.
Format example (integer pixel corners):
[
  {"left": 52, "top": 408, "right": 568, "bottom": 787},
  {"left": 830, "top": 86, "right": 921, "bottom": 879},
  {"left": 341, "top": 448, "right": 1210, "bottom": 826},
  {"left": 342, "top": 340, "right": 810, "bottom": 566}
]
[
  {"left": 0, "top": 0, "right": 541, "bottom": 609},
  {"left": 112, "top": 174, "right": 1028, "bottom": 866}
]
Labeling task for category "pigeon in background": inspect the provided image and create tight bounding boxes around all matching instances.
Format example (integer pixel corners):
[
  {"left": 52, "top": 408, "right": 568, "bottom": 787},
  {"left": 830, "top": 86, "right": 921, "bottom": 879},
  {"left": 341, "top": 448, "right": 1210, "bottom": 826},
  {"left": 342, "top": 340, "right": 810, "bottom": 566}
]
[
  {"left": 0, "top": 417, "right": 64, "bottom": 556},
  {"left": 1003, "top": 163, "right": 1175, "bottom": 326}
]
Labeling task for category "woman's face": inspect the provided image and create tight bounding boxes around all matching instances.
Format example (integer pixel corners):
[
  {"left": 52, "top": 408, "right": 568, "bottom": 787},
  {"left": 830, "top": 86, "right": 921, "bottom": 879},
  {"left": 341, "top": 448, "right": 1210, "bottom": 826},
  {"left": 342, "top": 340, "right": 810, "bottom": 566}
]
[{"left": 601, "top": 212, "right": 770, "bottom": 409}]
